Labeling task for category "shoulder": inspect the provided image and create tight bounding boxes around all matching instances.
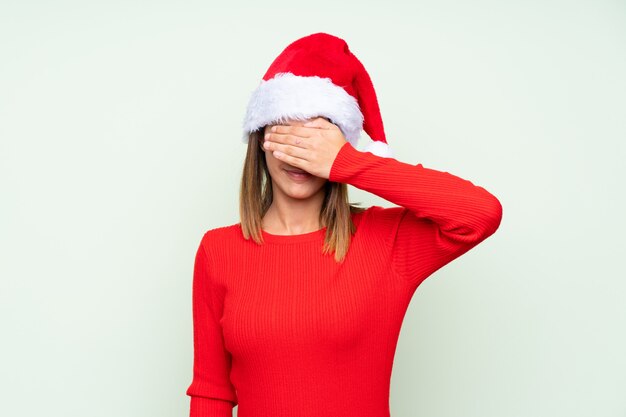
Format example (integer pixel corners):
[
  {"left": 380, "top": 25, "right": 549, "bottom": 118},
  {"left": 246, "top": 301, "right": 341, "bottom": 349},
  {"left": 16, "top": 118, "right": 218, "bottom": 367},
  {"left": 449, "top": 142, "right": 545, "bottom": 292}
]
[
  {"left": 360, "top": 205, "right": 411, "bottom": 243},
  {"left": 199, "top": 222, "right": 245, "bottom": 254},
  {"left": 363, "top": 205, "right": 407, "bottom": 226}
]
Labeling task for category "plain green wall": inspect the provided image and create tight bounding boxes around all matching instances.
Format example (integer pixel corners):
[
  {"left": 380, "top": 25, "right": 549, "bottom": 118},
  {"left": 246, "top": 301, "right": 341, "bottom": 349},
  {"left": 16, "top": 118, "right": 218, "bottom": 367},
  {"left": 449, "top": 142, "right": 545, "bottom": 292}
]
[{"left": 1, "top": 0, "right": 625, "bottom": 416}]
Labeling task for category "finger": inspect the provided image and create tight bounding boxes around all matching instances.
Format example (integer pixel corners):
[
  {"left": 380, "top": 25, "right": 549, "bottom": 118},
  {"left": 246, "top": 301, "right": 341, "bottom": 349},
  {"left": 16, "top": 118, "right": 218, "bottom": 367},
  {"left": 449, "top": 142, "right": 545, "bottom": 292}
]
[
  {"left": 270, "top": 124, "right": 313, "bottom": 138},
  {"left": 271, "top": 149, "right": 310, "bottom": 171},
  {"left": 303, "top": 117, "right": 334, "bottom": 129},
  {"left": 264, "top": 141, "right": 310, "bottom": 160},
  {"left": 265, "top": 132, "right": 309, "bottom": 148}
]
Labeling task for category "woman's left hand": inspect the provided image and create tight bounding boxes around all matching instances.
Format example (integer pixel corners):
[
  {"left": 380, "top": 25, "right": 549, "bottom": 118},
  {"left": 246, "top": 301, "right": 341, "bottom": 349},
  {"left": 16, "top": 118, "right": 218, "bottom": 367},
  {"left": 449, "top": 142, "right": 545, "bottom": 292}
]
[{"left": 263, "top": 117, "right": 348, "bottom": 179}]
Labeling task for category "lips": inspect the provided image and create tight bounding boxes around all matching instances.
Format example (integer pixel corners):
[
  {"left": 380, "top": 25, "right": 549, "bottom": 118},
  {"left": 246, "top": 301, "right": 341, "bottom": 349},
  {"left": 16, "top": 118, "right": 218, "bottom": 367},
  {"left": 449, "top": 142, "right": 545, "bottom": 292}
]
[
  {"left": 284, "top": 168, "right": 312, "bottom": 181},
  {"left": 285, "top": 169, "right": 307, "bottom": 174}
]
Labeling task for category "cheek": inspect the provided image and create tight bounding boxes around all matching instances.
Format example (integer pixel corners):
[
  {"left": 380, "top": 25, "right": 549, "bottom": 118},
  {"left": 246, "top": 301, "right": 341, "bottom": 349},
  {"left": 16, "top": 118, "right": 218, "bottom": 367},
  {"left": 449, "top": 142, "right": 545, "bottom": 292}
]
[{"left": 264, "top": 150, "right": 280, "bottom": 172}]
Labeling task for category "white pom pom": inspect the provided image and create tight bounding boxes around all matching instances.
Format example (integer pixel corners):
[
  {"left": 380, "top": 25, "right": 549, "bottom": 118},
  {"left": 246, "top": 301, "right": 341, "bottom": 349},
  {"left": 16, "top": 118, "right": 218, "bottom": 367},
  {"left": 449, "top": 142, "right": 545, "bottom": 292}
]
[{"left": 364, "top": 140, "right": 394, "bottom": 158}]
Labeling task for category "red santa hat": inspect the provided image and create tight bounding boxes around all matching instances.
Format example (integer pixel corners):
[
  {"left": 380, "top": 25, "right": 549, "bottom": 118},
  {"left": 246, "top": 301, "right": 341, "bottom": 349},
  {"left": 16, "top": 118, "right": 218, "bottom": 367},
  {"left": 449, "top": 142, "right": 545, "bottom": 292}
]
[{"left": 241, "top": 32, "right": 393, "bottom": 158}]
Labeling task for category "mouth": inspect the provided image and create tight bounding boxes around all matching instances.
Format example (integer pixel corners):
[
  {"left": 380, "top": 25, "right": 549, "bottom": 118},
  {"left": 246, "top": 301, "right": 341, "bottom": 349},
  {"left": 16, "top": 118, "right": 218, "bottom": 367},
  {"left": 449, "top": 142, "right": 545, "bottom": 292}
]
[{"left": 284, "top": 168, "right": 312, "bottom": 181}]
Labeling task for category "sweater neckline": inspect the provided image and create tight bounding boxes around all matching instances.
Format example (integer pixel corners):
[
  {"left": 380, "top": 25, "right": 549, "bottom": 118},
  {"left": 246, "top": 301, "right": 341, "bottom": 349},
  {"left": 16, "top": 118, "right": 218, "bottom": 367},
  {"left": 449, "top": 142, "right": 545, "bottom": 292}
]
[{"left": 261, "top": 226, "right": 328, "bottom": 244}]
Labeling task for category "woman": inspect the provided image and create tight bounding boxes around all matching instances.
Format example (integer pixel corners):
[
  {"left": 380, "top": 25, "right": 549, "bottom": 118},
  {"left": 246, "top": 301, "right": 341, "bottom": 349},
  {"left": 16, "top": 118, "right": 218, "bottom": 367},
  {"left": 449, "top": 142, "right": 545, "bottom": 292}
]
[
  {"left": 186, "top": 32, "right": 502, "bottom": 417},
  {"left": 242, "top": 115, "right": 366, "bottom": 262}
]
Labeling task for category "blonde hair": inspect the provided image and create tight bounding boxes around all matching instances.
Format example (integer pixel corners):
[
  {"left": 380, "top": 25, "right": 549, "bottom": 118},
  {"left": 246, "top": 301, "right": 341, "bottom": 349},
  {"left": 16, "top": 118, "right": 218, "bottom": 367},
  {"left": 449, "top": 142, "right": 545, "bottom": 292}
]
[{"left": 239, "top": 128, "right": 366, "bottom": 263}]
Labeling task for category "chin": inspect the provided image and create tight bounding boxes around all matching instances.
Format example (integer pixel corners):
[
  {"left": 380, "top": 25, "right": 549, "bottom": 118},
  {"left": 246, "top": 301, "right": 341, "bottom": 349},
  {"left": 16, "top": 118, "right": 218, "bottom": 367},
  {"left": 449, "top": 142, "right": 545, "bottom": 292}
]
[
  {"left": 277, "top": 179, "right": 327, "bottom": 200},
  {"left": 282, "top": 185, "right": 322, "bottom": 200}
]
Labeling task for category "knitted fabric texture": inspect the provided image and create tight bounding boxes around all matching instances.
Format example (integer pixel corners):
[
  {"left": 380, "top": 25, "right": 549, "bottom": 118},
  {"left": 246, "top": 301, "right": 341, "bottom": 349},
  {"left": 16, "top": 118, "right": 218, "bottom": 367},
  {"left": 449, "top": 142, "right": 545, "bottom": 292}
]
[{"left": 186, "top": 142, "right": 503, "bottom": 417}]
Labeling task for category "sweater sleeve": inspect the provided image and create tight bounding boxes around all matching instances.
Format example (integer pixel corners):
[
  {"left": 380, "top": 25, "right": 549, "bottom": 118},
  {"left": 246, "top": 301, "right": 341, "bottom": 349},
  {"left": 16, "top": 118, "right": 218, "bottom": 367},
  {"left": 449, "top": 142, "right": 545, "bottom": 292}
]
[
  {"left": 185, "top": 236, "right": 238, "bottom": 417},
  {"left": 328, "top": 142, "right": 503, "bottom": 287}
]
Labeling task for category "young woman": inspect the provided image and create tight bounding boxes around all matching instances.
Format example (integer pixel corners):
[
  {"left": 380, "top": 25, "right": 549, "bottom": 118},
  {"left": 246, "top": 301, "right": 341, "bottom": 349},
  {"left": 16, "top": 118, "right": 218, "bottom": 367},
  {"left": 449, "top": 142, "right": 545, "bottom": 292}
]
[{"left": 186, "top": 32, "right": 502, "bottom": 417}]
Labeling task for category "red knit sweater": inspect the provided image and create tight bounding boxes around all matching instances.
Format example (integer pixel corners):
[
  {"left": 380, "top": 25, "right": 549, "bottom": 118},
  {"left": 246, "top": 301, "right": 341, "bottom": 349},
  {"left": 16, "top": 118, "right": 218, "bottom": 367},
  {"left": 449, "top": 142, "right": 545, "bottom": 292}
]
[{"left": 186, "top": 142, "right": 503, "bottom": 417}]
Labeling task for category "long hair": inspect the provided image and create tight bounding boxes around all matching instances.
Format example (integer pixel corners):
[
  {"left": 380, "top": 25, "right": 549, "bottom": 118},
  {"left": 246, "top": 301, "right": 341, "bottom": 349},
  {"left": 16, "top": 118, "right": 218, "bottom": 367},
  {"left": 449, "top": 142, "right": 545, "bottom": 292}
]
[{"left": 239, "top": 128, "right": 366, "bottom": 263}]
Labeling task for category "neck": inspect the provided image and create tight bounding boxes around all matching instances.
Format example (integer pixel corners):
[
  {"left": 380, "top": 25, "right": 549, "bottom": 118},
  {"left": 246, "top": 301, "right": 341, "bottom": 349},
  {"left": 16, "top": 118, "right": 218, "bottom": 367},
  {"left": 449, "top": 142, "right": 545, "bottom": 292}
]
[{"left": 262, "top": 192, "right": 325, "bottom": 235}]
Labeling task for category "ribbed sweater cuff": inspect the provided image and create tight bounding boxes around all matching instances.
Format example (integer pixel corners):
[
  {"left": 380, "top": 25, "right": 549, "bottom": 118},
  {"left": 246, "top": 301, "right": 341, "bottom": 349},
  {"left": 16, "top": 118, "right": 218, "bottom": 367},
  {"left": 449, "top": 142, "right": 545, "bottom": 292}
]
[{"left": 190, "top": 396, "right": 234, "bottom": 417}]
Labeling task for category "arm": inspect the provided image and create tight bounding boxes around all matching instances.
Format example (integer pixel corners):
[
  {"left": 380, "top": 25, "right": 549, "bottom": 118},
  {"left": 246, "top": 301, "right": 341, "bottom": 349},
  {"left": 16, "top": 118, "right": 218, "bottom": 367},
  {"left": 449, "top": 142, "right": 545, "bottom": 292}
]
[
  {"left": 185, "top": 235, "right": 238, "bottom": 417},
  {"left": 329, "top": 142, "right": 503, "bottom": 287}
]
